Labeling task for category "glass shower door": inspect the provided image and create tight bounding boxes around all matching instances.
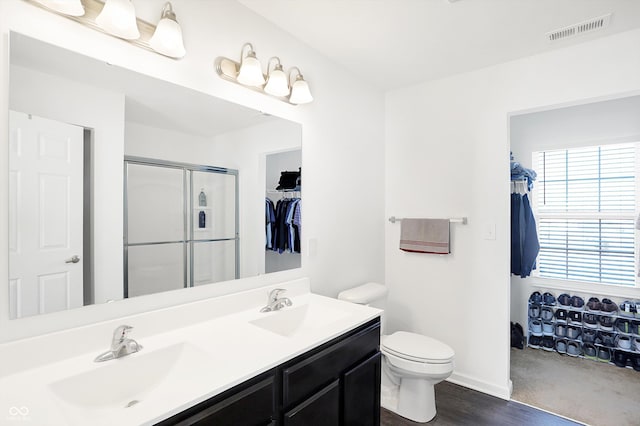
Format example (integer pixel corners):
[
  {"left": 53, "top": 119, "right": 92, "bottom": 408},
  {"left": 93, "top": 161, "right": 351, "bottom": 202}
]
[
  {"left": 191, "top": 170, "right": 238, "bottom": 286},
  {"left": 125, "top": 163, "right": 186, "bottom": 297}
]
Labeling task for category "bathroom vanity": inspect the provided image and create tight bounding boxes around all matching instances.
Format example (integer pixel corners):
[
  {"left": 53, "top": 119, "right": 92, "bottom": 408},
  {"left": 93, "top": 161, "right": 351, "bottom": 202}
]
[
  {"left": 0, "top": 279, "right": 382, "bottom": 426},
  {"left": 158, "top": 318, "right": 380, "bottom": 426}
]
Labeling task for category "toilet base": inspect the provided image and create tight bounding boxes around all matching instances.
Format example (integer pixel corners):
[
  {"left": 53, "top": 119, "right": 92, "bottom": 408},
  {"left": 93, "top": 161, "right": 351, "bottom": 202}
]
[{"left": 396, "top": 377, "right": 436, "bottom": 423}]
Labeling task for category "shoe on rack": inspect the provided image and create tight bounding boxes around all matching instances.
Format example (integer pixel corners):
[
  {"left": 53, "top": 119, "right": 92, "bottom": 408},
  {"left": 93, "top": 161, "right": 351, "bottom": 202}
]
[
  {"left": 556, "top": 339, "right": 567, "bottom": 354},
  {"left": 568, "top": 311, "right": 582, "bottom": 324},
  {"left": 596, "top": 331, "right": 616, "bottom": 347},
  {"left": 616, "top": 335, "right": 632, "bottom": 351},
  {"left": 528, "top": 303, "right": 541, "bottom": 318},
  {"left": 541, "top": 307, "right": 554, "bottom": 321},
  {"left": 597, "top": 347, "right": 611, "bottom": 363},
  {"left": 615, "top": 318, "right": 632, "bottom": 334},
  {"left": 555, "top": 309, "right": 568, "bottom": 323},
  {"left": 586, "top": 297, "right": 602, "bottom": 312},
  {"left": 542, "top": 321, "right": 554, "bottom": 336},
  {"left": 557, "top": 293, "right": 571, "bottom": 307},
  {"left": 599, "top": 315, "right": 615, "bottom": 331},
  {"left": 543, "top": 292, "right": 556, "bottom": 306},
  {"left": 631, "top": 354, "right": 640, "bottom": 372},
  {"left": 632, "top": 321, "right": 640, "bottom": 335},
  {"left": 555, "top": 323, "right": 567, "bottom": 337},
  {"left": 529, "top": 320, "right": 543, "bottom": 336},
  {"left": 567, "top": 341, "right": 582, "bottom": 357},
  {"left": 566, "top": 325, "right": 581, "bottom": 340},
  {"left": 619, "top": 300, "right": 637, "bottom": 318},
  {"left": 583, "top": 343, "right": 597, "bottom": 360},
  {"left": 529, "top": 291, "right": 543, "bottom": 304},
  {"left": 528, "top": 335, "right": 542, "bottom": 349},
  {"left": 542, "top": 336, "right": 555, "bottom": 351},
  {"left": 570, "top": 295, "right": 584, "bottom": 309},
  {"left": 582, "top": 329, "right": 597, "bottom": 344},
  {"left": 613, "top": 350, "right": 629, "bottom": 368},
  {"left": 602, "top": 298, "right": 618, "bottom": 313},
  {"left": 583, "top": 313, "right": 598, "bottom": 328}
]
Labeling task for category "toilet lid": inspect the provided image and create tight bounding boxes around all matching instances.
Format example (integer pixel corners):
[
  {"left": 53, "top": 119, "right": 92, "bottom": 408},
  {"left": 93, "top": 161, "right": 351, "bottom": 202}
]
[{"left": 382, "top": 331, "right": 454, "bottom": 363}]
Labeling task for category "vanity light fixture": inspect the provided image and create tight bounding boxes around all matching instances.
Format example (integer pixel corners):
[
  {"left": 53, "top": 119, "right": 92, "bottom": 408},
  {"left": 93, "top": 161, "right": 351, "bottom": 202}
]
[
  {"left": 33, "top": 0, "right": 85, "bottom": 16},
  {"left": 149, "top": 2, "right": 186, "bottom": 59},
  {"left": 288, "top": 67, "right": 313, "bottom": 105},
  {"left": 264, "top": 57, "right": 290, "bottom": 97},
  {"left": 215, "top": 43, "right": 313, "bottom": 105},
  {"left": 96, "top": 0, "right": 140, "bottom": 40},
  {"left": 24, "top": 0, "right": 186, "bottom": 59},
  {"left": 236, "top": 43, "right": 266, "bottom": 87}
]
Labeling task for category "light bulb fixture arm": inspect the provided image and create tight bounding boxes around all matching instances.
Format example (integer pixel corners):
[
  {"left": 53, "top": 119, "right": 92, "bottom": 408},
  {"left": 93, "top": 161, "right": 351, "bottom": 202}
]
[
  {"left": 241, "top": 43, "right": 256, "bottom": 61},
  {"left": 159, "top": 2, "right": 177, "bottom": 22},
  {"left": 267, "top": 56, "right": 283, "bottom": 72},
  {"left": 288, "top": 66, "right": 303, "bottom": 85}
]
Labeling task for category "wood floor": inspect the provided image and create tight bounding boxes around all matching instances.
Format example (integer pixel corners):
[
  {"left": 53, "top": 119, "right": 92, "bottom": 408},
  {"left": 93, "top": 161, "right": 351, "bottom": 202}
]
[{"left": 380, "top": 381, "right": 583, "bottom": 426}]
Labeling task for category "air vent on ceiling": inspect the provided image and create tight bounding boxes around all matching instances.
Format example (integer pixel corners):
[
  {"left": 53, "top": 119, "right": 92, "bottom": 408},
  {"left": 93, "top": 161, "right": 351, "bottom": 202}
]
[{"left": 546, "top": 13, "right": 611, "bottom": 42}]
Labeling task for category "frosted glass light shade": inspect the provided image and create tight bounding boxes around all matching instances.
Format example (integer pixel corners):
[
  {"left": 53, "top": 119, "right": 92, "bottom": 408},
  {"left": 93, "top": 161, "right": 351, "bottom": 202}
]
[
  {"left": 289, "top": 77, "right": 313, "bottom": 104},
  {"left": 150, "top": 16, "right": 186, "bottom": 58},
  {"left": 35, "top": 0, "right": 85, "bottom": 16},
  {"left": 237, "top": 54, "right": 265, "bottom": 86},
  {"left": 96, "top": 0, "right": 140, "bottom": 40},
  {"left": 264, "top": 68, "right": 290, "bottom": 97}
]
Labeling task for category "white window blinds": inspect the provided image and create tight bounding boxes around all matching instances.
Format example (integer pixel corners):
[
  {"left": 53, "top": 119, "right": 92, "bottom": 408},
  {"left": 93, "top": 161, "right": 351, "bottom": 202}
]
[{"left": 534, "top": 143, "right": 636, "bottom": 286}]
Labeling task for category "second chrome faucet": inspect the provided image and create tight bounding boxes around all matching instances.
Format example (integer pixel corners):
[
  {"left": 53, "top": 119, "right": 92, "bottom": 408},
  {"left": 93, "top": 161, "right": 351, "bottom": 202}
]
[{"left": 260, "top": 288, "right": 293, "bottom": 312}]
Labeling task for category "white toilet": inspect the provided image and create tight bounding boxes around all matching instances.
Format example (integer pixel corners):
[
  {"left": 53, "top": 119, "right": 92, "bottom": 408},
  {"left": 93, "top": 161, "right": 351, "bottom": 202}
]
[{"left": 338, "top": 282, "right": 455, "bottom": 423}]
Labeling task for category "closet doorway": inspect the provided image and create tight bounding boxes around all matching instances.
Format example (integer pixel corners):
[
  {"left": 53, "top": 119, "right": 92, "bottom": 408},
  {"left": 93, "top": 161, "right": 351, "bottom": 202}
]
[{"left": 124, "top": 157, "right": 239, "bottom": 298}]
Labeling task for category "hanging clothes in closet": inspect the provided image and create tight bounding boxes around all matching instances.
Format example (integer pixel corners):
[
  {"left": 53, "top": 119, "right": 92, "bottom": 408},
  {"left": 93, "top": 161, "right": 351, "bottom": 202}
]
[
  {"left": 511, "top": 178, "right": 540, "bottom": 278},
  {"left": 265, "top": 196, "right": 301, "bottom": 254}
]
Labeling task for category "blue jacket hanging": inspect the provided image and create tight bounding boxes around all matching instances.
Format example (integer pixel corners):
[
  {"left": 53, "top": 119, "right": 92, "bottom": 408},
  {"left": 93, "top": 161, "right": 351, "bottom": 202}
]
[{"left": 511, "top": 192, "right": 540, "bottom": 278}]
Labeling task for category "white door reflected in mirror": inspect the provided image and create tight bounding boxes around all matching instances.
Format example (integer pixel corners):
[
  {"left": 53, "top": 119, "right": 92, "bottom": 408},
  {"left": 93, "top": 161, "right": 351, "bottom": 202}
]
[{"left": 9, "top": 111, "right": 84, "bottom": 319}]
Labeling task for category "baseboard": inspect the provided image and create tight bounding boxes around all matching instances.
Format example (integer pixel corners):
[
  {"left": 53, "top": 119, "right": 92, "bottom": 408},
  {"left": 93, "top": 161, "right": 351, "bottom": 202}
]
[{"left": 446, "top": 372, "right": 511, "bottom": 400}]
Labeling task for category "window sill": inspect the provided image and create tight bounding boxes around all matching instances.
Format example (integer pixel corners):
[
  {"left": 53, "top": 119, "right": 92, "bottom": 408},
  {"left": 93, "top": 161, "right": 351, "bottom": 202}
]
[{"left": 527, "top": 277, "right": 640, "bottom": 299}]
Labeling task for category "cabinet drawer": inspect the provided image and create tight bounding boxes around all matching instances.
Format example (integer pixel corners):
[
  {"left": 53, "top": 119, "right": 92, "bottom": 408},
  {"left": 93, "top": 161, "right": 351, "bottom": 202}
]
[
  {"left": 282, "top": 320, "right": 380, "bottom": 408},
  {"left": 283, "top": 380, "right": 340, "bottom": 426},
  {"left": 157, "top": 371, "right": 275, "bottom": 426}
]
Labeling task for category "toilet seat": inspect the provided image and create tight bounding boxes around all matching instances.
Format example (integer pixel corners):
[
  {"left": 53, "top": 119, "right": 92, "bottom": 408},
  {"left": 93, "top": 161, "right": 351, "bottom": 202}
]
[{"left": 382, "top": 331, "right": 454, "bottom": 364}]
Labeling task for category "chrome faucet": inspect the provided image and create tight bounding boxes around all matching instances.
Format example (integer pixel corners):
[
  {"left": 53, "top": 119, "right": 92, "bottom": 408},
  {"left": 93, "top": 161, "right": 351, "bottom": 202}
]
[
  {"left": 94, "top": 325, "right": 143, "bottom": 362},
  {"left": 260, "top": 288, "right": 293, "bottom": 312}
]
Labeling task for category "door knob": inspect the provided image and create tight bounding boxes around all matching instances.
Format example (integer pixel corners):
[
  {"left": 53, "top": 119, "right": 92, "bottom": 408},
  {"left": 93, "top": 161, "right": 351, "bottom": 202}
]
[{"left": 65, "top": 255, "right": 80, "bottom": 264}]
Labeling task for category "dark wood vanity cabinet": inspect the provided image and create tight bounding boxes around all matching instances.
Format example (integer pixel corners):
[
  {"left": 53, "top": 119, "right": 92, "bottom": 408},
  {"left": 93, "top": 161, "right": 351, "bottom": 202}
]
[{"left": 157, "top": 317, "right": 381, "bottom": 426}]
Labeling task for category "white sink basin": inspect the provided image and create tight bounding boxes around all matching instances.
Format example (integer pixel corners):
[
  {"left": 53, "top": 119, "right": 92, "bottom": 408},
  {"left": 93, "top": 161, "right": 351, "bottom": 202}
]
[
  {"left": 250, "top": 302, "right": 352, "bottom": 337},
  {"left": 48, "top": 342, "right": 210, "bottom": 424}
]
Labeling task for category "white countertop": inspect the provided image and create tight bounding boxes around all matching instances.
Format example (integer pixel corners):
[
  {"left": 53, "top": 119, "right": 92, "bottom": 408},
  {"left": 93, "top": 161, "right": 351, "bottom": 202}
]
[{"left": 0, "top": 280, "right": 381, "bottom": 425}]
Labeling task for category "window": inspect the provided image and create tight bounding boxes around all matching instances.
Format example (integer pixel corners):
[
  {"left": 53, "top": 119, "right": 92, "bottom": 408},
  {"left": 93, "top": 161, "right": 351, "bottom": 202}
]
[{"left": 533, "top": 143, "right": 637, "bottom": 286}]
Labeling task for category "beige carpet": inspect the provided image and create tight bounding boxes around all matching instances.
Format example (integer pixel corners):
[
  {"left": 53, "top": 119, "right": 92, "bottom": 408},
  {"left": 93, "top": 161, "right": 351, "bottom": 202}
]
[{"left": 511, "top": 347, "right": 640, "bottom": 426}]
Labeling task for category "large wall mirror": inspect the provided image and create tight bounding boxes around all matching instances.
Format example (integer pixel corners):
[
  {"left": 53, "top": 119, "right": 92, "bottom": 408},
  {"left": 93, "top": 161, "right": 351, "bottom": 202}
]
[{"left": 8, "top": 32, "right": 302, "bottom": 320}]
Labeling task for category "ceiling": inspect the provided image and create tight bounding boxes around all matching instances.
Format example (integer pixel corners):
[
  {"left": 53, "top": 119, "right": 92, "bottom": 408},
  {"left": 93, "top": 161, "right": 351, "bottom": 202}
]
[{"left": 239, "top": 0, "right": 640, "bottom": 91}]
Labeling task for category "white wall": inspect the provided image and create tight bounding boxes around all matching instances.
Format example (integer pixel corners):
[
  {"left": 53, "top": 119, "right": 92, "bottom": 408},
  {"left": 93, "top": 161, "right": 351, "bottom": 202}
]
[
  {"left": 9, "top": 64, "right": 125, "bottom": 305},
  {"left": 509, "top": 95, "right": 640, "bottom": 331},
  {"left": 385, "top": 29, "right": 640, "bottom": 399},
  {"left": 0, "top": 0, "right": 385, "bottom": 342}
]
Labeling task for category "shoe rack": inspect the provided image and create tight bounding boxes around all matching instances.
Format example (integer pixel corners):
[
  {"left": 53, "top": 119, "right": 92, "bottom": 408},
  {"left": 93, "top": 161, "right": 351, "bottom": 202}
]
[{"left": 527, "top": 291, "right": 640, "bottom": 371}]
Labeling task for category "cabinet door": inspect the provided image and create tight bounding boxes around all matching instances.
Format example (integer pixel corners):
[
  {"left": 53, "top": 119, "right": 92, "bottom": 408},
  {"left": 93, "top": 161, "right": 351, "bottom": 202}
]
[
  {"left": 343, "top": 352, "right": 381, "bottom": 426},
  {"left": 284, "top": 380, "right": 340, "bottom": 426}
]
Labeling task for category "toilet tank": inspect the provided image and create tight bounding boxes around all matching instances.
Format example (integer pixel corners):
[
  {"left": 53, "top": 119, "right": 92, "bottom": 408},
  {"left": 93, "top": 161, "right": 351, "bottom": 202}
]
[{"left": 337, "top": 282, "right": 388, "bottom": 310}]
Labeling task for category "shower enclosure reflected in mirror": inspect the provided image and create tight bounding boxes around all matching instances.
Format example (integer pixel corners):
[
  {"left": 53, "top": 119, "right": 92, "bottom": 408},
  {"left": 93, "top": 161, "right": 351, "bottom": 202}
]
[{"left": 8, "top": 32, "right": 302, "bottom": 319}]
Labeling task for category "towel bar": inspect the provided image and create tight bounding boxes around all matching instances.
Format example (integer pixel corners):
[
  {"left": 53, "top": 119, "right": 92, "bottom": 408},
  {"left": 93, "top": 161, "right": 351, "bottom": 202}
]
[{"left": 388, "top": 216, "right": 468, "bottom": 225}]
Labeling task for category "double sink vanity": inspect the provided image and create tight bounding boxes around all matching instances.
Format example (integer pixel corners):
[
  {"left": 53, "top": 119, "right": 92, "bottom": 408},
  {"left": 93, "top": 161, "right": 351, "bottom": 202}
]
[{"left": 0, "top": 278, "right": 382, "bottom": 425}]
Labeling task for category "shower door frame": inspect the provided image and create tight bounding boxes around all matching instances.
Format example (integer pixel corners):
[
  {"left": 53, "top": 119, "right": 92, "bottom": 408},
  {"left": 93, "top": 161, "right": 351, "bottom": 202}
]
[{"left": 123, "top": 156, "right": 239, "bottom": 298}]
